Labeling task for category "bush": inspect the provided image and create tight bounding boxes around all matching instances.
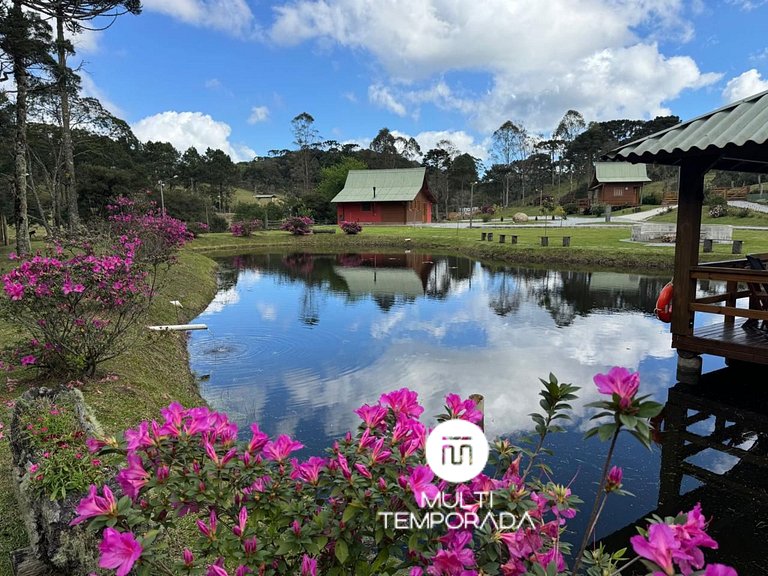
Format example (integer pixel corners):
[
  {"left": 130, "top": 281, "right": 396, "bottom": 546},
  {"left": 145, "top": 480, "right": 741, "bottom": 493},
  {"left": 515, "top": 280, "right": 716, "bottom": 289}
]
[
  {"left": 704, "top": 192, "right": 727, "bottom": 207},
  {"left": 735, "top": 207, "right": 751, "bottom": 218},
  {"left": 562, "top": 203, "right": 580, "bottom": 215},
  {"left": 589, "top": 203, "right": 606, "bottom": 217},
  {"left": 280, "top": 216, "right": 314, "bottom": 235},
  {"left": 708, "top": 204, "right": 728, "bottom": 218},
  {"left": 75, "top": 367, "right": 734, "bottom": 576},
  {"left": 230, "top": 220, "right": 263, "bottom": 237},
  {"left": 339, "top": 220, "right": 362, "bottom": 234},
  {"left": 641, "top": 193, "right": 661, "bottom": 205}
]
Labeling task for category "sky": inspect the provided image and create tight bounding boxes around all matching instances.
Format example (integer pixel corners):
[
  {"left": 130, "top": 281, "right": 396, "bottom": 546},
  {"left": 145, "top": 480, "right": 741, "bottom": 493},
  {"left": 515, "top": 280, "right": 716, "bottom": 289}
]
[{"left": 61, "top": 0, "right": 768, "bottom": 164}]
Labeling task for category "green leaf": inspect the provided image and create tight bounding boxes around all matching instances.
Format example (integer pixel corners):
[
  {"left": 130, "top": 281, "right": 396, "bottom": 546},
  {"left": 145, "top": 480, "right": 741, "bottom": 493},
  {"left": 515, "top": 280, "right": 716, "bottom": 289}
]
[
  {"left": 597, "top": 423, "right": 617, "bottom": 442},
  {"left": 342, "top": 505, "right": 357, "bottom": 524},
  {"left": 619, "top": 414, "right": 637, "bottom": 429},
  {"left": 335, "top": 539, "right": 349, "bottom": 564},
  {"left": 636, "top": 401, "right": 664, "bottom": 418}
]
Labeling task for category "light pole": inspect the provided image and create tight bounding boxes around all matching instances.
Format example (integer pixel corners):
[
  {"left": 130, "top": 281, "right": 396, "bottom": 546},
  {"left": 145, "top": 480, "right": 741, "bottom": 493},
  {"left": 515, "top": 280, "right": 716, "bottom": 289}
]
[
  {"left": 469, "top": 181, "right": 477, "bottom": 229},
  {"left": 158, "top": 180, "right": 166, "bottom": 216}
]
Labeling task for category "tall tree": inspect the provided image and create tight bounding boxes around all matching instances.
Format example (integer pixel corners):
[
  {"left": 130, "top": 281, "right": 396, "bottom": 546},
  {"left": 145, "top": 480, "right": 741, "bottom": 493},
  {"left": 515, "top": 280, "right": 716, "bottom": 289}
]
[
  {"left": 491, "top": 120, "right": 529, "bottom": 206},
  {"left": 291, "top": 112, "right": 319, "bottom": 195},
  {"left": 0, "top": 1, "right": 53, "bottom": 255},
  {"left": 21, "top": 0, "right": 141, "bottom": 229},
  {"left": 554, "top": 110, "right": 585, "bottom": 191}
]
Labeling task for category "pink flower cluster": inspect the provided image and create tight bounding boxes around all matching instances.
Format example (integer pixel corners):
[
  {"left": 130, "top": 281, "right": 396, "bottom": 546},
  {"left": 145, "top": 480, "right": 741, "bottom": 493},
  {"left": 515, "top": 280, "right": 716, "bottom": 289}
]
[
  {"left": 630, "top": 503, "right": 733, "bottom": 576},
  {"left": 280, "top": 216, "right": 314, "bottom": 235},
  {"left": 230, "top": 220, "right": 263, "bottom": 237},
  {"left": 339, "top": 220, "right": 362, "bottom": 234}
]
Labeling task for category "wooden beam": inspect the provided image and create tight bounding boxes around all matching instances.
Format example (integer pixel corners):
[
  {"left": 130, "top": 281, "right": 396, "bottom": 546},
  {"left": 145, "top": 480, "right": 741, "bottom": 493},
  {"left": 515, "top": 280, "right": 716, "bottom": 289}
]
[{"left": 671, "top": 158, "right": 715, "bottom": 338}]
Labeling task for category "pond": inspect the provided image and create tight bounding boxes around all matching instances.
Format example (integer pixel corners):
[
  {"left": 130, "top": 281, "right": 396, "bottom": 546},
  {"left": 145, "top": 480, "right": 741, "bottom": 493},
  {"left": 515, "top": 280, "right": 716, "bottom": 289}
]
[{"left": 188, "top": 251, "right": 763, "bottom": 572}]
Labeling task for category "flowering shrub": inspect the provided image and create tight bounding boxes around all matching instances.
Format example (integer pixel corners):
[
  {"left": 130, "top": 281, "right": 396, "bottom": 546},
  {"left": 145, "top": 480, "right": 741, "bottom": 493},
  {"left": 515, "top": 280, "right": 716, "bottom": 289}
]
[
  {"left": 15, "top": 396, "right": 111, "bottom": 500},
  {"left": 281, "top": 216, "right": 314, "bottom": 235},
  {"left": 75, "top": 368, "right": 736, "bottom": 575},
  {"left": 339, "top": 221, "right": 362, "bottom": 235},
  {"left": 188, "top": 222, "right": 210, "bottom": 237},
  {"left": 106, "top": 196, "right": 192, "bottom": 268},
  {"left": 230, "top": 220, "right": 263, "bottom": 237},
  {"left": 708, "top": 204, "right": 728, "bottom": 218},
  {"left": 1, "top": 197, "right": 190, "bottom": 376},
  {"left": 1, "top": 247, "right": 152, "bottom": 375}
]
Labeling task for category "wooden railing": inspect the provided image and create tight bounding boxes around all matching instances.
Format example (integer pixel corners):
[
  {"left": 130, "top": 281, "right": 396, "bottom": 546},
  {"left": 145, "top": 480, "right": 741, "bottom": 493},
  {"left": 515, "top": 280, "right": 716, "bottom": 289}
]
[{"left": 689, "top": 254, "right": 768, "bottom": 326}]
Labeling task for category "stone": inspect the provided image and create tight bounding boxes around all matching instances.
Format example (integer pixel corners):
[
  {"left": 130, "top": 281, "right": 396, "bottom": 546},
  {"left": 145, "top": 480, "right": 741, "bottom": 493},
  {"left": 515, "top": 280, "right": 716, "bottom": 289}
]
[{"left": 512, "top": 212, "right": 528, "bottom": 223}]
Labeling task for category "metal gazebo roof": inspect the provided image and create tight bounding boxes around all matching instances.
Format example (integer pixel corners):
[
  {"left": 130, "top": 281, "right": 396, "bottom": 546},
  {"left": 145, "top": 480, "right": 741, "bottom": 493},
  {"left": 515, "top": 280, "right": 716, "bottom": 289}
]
[{"left": 603, "top": 89, "right": 768, "bottom": 173}]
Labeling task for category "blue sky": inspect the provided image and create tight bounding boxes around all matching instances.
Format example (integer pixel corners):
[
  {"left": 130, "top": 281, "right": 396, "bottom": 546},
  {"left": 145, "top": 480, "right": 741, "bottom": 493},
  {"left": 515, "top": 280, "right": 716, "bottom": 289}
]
[{"left": 64, "top": 0, "right": 768, "bottom": 163}]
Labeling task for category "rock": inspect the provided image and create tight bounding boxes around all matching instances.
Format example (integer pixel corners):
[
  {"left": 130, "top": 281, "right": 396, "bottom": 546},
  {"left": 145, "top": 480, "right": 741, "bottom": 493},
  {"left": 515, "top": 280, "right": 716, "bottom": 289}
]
[
  {"left": 10, "top": 388, "right": 103, "bottom": 575},
  {"left": 512, "top": 212, "right": 529, "bottom": 223}
]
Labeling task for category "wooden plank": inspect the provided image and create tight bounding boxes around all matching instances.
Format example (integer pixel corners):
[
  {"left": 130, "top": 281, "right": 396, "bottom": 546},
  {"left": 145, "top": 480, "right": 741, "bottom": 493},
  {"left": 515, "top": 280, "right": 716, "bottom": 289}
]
[
  {"left": 689, "top": 304, "right": 768, "bottom": 320},
  {"left": 693, "top": 290, "right": 751, "bottom": 304}
]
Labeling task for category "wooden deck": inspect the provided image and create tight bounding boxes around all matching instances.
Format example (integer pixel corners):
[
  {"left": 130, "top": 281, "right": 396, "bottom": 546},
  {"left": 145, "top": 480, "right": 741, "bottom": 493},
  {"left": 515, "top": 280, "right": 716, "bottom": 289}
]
[{"left": 674, "top": 321, "right": 768, "bottom": 364}]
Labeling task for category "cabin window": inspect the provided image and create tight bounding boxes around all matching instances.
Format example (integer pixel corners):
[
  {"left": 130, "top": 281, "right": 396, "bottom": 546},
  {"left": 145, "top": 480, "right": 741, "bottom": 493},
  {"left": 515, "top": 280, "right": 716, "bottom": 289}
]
[
  {"left": 361, "top": 202, "right": 372, "bottom": 211},
  {"left": 613, "top": 187, "right": 624, "bottom": 197}
]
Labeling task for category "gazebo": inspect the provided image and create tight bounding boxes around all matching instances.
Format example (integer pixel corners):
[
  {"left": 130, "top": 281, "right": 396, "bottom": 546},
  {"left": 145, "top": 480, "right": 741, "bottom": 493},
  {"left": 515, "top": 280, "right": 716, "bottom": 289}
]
[{"left": 604, "top": 89, "right": 768, "bottom": 380}]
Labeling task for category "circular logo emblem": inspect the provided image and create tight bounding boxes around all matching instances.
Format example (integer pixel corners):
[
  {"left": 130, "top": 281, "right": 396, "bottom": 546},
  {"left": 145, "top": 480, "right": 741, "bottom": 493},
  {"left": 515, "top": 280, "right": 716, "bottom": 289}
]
[{"left": 425, "top": 419, "right": 489, "bottom": 483}]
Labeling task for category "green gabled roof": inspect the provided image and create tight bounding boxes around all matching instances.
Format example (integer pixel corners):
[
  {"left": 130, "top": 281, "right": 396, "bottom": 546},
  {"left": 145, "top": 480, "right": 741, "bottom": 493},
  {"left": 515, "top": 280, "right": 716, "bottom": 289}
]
[
  {"left": 593, "top": 162, "right": 651, "bottom": 184},
  {"left": 603, "top": 89, "right": 768, "bottom": 173},
  {"left": 331, "top": 168, "right": 433, "bottom": 203}
]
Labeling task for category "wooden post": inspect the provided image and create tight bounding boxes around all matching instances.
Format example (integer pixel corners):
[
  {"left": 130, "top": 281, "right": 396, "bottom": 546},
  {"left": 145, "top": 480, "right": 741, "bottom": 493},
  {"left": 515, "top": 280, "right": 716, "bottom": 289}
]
[
  {"left": 0, "top": 213, "right": 7, "bottom": 246},
  {"left": 672, "top": 159, "right": 710, "bottom": 338},
  {"left": 540, "top": 236, "right": 548, "bottom": 246},
  {"left": 487, "top": 232, "right": 493, "bottom": 242},
  {"left": 510, "top": 235, "right": 518, "bottom": 244},
  {"left": 469, "top": 394, "right": 484, "bottom": 431},
  {"left": 481, "top": 232, "right": 487, "bottom": 241},
  {"left": 703, "top": 238, "right": 713, "bottom": 253},
  {"left": 732, "top": 240, "right": 743, "bottom": 254},
  {"left": 562, "top": 236, "right": 571, "bottom": 247},
  {"left": 499, "top": 234, "right": 506, "bottom": 244}
]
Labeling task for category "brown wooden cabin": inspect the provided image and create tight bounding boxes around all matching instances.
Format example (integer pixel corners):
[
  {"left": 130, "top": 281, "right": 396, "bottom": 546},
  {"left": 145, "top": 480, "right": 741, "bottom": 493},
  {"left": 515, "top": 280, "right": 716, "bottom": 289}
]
[
  {"left": 604, "top": 90, "right": 768, "bottom": 380},
  {"left": 588, "top": 162, "right": 651, "bottom": 207}
]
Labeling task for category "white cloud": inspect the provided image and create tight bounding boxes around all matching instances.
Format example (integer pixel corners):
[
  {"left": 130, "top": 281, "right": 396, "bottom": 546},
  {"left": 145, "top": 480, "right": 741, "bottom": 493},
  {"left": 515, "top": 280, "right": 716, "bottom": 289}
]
[
  {"left": 726, "top": 0, "right": 768, "bottom": 9},
  {"left": 142, "top": 0, "right": 260, "bottom": 37},
  {"left": 368, "top": 84, "right": 407, "bottom": 116},
  {"left": 132, "top": 111, "right": 256, "bottom": 162},
  {"left": 79, "top": 71, "right": 125, "bottom": 119},
  {"left": 396, "top": 129, "right": 489, "bottom": 161},
  {"left": 248, "top": 105, "right": 270, "bottom": 124},
  {"left": 722, "top": 69, "right": 768, "bottom": 103},
  {"left": 205, "top": 78, "right": 223, "bottom": 90},
  {"left": 269, "top": 0, "right": 719, "bottom": 133}
]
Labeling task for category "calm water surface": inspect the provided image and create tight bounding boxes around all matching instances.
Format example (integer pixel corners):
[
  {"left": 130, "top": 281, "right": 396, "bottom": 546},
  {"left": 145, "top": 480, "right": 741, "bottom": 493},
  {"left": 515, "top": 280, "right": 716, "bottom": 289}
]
[{"left": 189, "top": 252, "right": 764, "bottom": 572}]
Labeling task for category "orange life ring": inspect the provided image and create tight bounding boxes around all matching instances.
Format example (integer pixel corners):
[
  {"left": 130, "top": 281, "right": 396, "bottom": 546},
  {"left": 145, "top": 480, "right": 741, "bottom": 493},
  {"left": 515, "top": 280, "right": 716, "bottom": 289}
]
[{"left": 655, "top": 282, "right": 673, "bottom": 323}]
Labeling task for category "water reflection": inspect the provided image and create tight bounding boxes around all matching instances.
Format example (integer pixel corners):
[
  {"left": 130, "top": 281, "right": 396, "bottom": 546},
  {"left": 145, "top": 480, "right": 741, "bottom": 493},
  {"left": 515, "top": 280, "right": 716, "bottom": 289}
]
[{"left": 189, "top": 252, "right": 749, "bottom": 564}]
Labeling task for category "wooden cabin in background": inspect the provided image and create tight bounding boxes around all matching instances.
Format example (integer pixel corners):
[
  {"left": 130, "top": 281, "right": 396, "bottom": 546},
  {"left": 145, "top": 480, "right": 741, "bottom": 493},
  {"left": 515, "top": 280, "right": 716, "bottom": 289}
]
[
  {"left": 588, "top": 162, "right": 651, "bottom": 207},
  {"left": 331, "top": 168, "right": 435, "bottom": 225},
  {"left": 605, "top": 89, "right": 768, "bottom": 381}
]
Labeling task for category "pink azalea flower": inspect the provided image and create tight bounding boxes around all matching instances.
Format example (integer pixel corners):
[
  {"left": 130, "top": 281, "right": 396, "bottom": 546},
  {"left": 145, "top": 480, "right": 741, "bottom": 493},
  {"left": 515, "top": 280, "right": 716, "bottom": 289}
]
[
  {"left": 605, "top": 466, "right": 623, "bottom": 492},
  {"left": 290, "top": 456, "right": 326, "bottom": 484},
  {"left": 207, "top": 565, "right": 228, "bottom": 576},
  {"left": 355, "top": 403, "right": 388, "bottom": 428},
  {"left": 630, "top": 523, "right": 678, "bottom": 575},
  {"left": 98, "top": 528, "right": 143, "bottom": 576},
  {"left": 232, "top": 507, "right": 248, "bottom": 538},
  {"left": 263, "top": 434, "right": 304, "bottom": 462},
  {"left": 594, "top": 366, "right": 640, "bottom": 409},
  {"left": 235, "top": 566, "right": 252, "bottom": 576},
  {"left": 20, "top": 355, "right": 37, "bottom": 366},
  {"left": 70, "top": 485, "right": 118, "bottom": 525},
  {"left": 183, "top": 548, "right": 194, "bottom": 567},
  {"left": 355, "top": 463, "right": 373, "bottom": 479},
  {"left": 404, "top": 465, "right": 440, "bottom": 508},
  {"left": 247, "top": 423, "right": 269, "bottom": 453},
  {"left": 301, "top": 554, "right": 318, "bottom": 576},
  {"left": 445, "top": 394, "right": 483, "bottom": 424},
  {"left": 704, "top": 565, "right": 738, "bottom": 576},
  {"left": 116, "top": 453, "right": 149, "bottom": 501},
  {"left": 380, "top": 388, "right": 424, "bottom": 418}
]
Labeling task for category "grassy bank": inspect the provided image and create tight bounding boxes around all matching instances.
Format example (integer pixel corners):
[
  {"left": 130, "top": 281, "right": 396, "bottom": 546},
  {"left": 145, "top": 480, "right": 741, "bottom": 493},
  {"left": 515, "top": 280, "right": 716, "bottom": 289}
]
[
  {"left": 189, "top": 224, "right": 768, "bottom": 271},
  {"left": 0, "top": 246, "right": 218, "bottom": 574}
]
